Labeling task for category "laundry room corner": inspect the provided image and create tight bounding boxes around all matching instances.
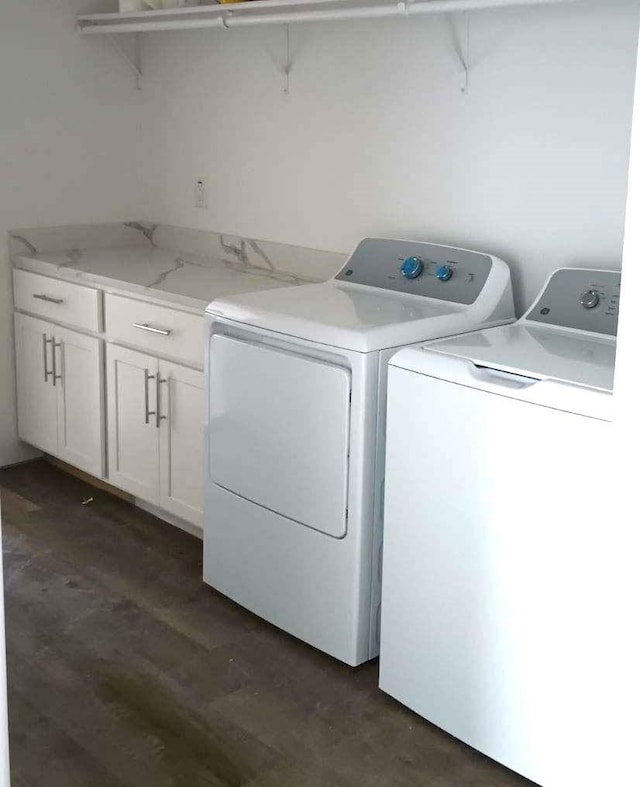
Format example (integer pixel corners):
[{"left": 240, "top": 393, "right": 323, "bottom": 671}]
[
  {"left": 2, "top": 0, "right": 640, "bottom": 785},
  {"left": 0, "top": 0, "right": 149, "bottom": 466}
]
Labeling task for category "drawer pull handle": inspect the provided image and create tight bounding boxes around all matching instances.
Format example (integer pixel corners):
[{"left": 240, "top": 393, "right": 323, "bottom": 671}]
[
  {"left": 42, "top": 334, "right": 53, "bottom": 383},
  {"left": 156, "top": 377, "right": 168, "bottom": 429},
  {"left": 144, "top": 369, "right": 156, "bottom": 425},
  {"left": 33, "top": 293, "right": 64, "bottom": 305},
  {"left": 53, "top": 341, "right": 63, "bottom": 387},
  {"left": 133, "top": 322, "right": 172, "bottom": 337}
]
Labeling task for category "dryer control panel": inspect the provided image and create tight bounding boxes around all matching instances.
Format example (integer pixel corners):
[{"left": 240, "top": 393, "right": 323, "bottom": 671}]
[
  {"left": 334, "top": 238, "right": 494, "bottom": 305},
  {"left": 525, "top": 268, "right": 621, "bottom": 336}
]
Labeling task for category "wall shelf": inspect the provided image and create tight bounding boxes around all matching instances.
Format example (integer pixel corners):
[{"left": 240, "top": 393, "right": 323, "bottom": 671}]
[{"left": 77, "top": 0, "right": 585, "bottom": 35}]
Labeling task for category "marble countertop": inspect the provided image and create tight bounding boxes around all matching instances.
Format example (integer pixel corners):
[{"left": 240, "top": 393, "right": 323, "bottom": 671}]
[
  {"left": 11, "top": 223, "right": 347, "bottom": 315},
  {"left": 14, "top": 245, "right": 323, "bottom": 313}
]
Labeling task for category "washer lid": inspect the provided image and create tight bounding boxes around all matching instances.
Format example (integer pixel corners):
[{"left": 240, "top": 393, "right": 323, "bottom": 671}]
[
  {"left": 390, "top": 325, "right": 616, "bottom": 421},
  {"left": 395, "top": 324, "right": 616, "bottom": 393},
  {"left": 206, "top": 280, "right": 473, "bottom": 352}
]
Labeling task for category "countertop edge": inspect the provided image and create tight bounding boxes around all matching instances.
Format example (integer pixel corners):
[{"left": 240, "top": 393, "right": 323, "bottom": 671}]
[{"left": 12, "top": 254, "right": 213, "bottom": 316}]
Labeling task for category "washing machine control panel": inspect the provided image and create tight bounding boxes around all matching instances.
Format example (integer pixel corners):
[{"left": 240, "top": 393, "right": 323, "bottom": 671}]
[
  {"left": 526, "top": 268, "right": 621, "bottom": 336},
  {"left": 334, "top": 238, "right": 494, "bottom": 305}
]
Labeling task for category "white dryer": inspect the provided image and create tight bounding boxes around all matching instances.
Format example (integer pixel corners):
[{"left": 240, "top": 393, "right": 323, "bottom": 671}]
[
  {"left": 380, "top": 268, "right": 624, "bottom": 786},
  {"left": 204, "top": 238, "right": 515, "bottom": 666}
]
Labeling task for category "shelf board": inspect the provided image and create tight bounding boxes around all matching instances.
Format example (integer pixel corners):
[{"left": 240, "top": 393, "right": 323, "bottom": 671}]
[
  {"left": 77, "top": 0, "right": 393, "bottom": 33},
  {"left": 77, "top": 0, "right": 585, "bottom": 34}
]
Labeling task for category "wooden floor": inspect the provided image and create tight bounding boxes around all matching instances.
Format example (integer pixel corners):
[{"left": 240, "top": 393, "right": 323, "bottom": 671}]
[{"left": 1, "top": 460, "right": 536, "bottom": 787}]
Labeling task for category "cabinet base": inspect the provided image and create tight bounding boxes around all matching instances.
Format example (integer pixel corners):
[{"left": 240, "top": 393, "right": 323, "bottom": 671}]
[
  {"left": 45, "top": 456, "right": 132, "bottom": 502},
  {"left": 135, "top": 498, "right": 203, "bottom": 540},
  {"left": 44, "top": 455, "right": 202, "bottom": 540}
]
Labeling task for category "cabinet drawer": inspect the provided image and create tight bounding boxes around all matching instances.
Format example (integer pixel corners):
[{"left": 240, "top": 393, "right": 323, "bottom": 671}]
[
  {"left": 14, "top": 269, "right": 102, "bottom": 332},
  {"left": 105, "top": 294, "right": 203, "bottom": 367}
]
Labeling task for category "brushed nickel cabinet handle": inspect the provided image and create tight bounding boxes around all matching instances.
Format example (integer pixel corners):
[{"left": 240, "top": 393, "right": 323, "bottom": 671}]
[
  {"left": 42, "top": 334, "right": 53, "bottom": 383},
  {"left": 52, "top": 341, "right": 63, "bottom": 387},
  {"left": 156, "top": 377, "right": 168, "bottom": 429},
  {"left": 33, "top": 293, "right": 64, "bottom": 305},
  {"left": 133, "top": 323, "right": 172, "bottom": 337},
  {"left": 144, "top": 369, "right": 156, "bottom": 425}
]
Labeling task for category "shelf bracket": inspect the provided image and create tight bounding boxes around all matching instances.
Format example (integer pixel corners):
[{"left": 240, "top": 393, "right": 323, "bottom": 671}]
[
  {"left": 108, "top": 33, "right": 142, "bottom": 90},
  {"left": 459, "top": 12, "right": 471, "bottom": 94},
  {"left": 448, "top": 12, "right": 471, "bottom": 94},
  {"left": 283, "top": 24, "right": 292, "bottom": 95}
]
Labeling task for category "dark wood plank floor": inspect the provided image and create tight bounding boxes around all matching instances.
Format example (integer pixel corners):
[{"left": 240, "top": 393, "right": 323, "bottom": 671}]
[{"left": 1, "top": 460, "right": 536, "bottom": 787}]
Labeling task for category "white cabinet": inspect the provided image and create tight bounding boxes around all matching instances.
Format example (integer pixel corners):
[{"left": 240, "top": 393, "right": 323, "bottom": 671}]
[
  {"left": 13, "top": 269, "right": 102, "bottom": 333},
  {"left": 106, "top": 344, "right": 204, "bottom": 525},
  {"left": 55, "top": 324, "right": 105, "bottom": 477},
  {"left": 13, "top": 266, "right": 205, "bottom": 530},
  {"left": 104, "top": 293, "right": 204, "bottom": 368},
  {"left": 14, "top": 313, "right": 58, "bottom": 455},
  {"left": 159, "top": 361, "right": 204, "bottom": 526},
  {"left": 14, "top": 313, "right": 105, "bottom": 477},
  {"left": 106, "top": 344, "right": 160, "bottom": 502}
]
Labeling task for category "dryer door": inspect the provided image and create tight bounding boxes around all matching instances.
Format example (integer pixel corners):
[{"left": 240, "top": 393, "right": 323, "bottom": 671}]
[{"left": 209, "top": 334, "right": 351, "bottom": 538}]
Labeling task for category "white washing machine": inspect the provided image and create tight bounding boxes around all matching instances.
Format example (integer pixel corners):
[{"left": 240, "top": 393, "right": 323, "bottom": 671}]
[
  {"left": 380, "top": 268, "right": 625, "bottom": 786},
  {"left": 203, "top": 238, "right": 515, "bottom": 666}
]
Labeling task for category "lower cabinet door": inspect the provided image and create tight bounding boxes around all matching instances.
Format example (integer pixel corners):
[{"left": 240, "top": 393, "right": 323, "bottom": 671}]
[
  {"left": 55, "top": 325, "right": 105, "bottom": 477},
  {"left": 14, "top": 312, "right": 58, "bottom": 455},
  {"left": 106, "top": 344, "right": 160, "bottom": 503},
  {"left": 158, "top": 360, "right": 204, "bottom": 526}
]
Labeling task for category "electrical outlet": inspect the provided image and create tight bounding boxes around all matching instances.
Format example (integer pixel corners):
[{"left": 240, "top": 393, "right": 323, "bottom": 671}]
[{"left": 194, "top": 178, "right": 208, "bottom": 209}]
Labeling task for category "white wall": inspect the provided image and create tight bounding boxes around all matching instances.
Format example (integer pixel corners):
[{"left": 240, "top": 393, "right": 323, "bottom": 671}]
[
  {"left": 139, "top": 0, "right": 639, "bottom": 312},
  {"left": 0, "top": 0, "right": 146, "bottom": 465},
  {"left": 616, "top": 11, "right": 640, "bottom": 428},
  {"left": 606, "top": 30, "right": 640, "bottom": 773}
]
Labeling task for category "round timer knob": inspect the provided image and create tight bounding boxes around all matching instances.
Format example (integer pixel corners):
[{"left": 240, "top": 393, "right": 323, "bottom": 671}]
[
  {"left": 400, "top": 257, "right": 424, "bottom": 280},
  {"left": 435, "top": 265, "right": 454, "bottom": 282},
  {"left": 580, "top": 290, "right": 600, "bottom": 310}
]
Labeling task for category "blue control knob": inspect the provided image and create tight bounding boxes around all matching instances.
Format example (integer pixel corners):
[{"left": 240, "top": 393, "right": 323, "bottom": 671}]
[
  {"left": 435, "top": 265, "right": 454, "bottom": 282},
  {"left": 400, "top": 257, "right": 424, "bottom": 280}
]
